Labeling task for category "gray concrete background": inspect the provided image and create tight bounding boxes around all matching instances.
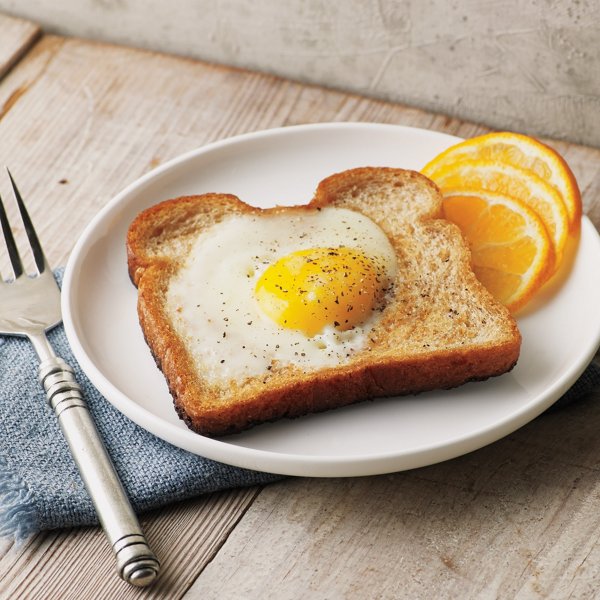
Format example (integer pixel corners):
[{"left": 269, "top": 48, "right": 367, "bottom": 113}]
[{"left": 1, "top": 0, "right": 598, "bottom": 146}]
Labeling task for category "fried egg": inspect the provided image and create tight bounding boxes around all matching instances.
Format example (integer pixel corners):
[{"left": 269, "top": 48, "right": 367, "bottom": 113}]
[{"left": 166, "top": 207, "right": 397, "bottom": 382}]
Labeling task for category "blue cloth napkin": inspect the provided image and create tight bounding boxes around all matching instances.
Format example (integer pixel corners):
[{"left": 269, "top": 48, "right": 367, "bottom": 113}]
[{"left": 0, "top": 272, "right": 599, "bottom": 542}]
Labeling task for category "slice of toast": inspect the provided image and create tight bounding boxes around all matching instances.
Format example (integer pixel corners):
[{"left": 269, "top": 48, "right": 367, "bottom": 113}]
[{"left": 127, "top": 167, "right": 521, "bottom": 436}]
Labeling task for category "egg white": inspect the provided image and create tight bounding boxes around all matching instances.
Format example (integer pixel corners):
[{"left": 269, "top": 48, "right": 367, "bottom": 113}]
[{"left": 166, "top": 207, "right": 397, "bottom": 383}]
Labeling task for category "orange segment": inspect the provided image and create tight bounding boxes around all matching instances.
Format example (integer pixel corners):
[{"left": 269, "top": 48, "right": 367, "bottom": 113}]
[
  {"left": 422, "top": 132, "right": 581, "bottom": 231},
  {"left": 442, "top": 189, "right": 554, "bottom": 312},
  {"left": 428, "top": 159, "right": 568, "bottom": 270}
]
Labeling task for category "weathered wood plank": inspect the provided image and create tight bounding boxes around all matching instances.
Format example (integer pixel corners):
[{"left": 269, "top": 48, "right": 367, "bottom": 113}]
[
  {"left": 0, "top": 13, "right": 40, "bottom": 82},
  {"left": 0, "top": 30, "right": 598, "bottom": 600},
  {"left": 0, "top": 36, "right": 597, "bottom": 272},
  {"left": 0, "top": 487, "right": 261, "bottom": 600},
  {"left": 189, "top": 394, "right": 600, "bottom": 600}
]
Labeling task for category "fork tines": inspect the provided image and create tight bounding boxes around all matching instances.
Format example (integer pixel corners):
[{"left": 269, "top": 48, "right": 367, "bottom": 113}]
[{"left": 0, "top": 170, "right": 47, "bottom": 280}]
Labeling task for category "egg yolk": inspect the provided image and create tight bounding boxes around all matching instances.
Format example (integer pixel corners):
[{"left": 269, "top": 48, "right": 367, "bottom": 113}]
[{"left": 254, "top": 246, "right": 387, "bottom": 337}]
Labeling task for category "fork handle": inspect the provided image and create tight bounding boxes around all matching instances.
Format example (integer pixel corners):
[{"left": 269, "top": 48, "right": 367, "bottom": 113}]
[{"left": 38, "top": 356, "right": 160, "bottom": 587}]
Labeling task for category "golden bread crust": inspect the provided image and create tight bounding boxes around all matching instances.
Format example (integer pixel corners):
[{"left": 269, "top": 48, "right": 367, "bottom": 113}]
[{"left": 126, "top": 168, "right": 521, "bottom": 436}]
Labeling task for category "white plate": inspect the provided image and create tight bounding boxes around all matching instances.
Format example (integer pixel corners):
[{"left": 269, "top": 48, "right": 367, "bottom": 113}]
[{"left": 62, "top": 122, "right": 600, "bottom": 477}]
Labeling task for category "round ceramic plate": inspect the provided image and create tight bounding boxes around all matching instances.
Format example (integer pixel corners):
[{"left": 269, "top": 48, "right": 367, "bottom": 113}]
[{"left": 62, "top": 122, "right": 600, "bottom": 477}]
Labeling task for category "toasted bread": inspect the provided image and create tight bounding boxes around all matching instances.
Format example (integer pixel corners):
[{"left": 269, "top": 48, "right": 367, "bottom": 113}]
[{"left": 127, "top": 167, "right": 521, "bottom": 436}]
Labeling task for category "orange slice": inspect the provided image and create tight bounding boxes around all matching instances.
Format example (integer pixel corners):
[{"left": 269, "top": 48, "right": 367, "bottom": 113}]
[
  {"left": 442, "top": 189, "right": 554, "bottom": 312},
  {"left": 427, "top": 159, "right": 569, "bottom": 270},
  {"left": 422, "top": 132, "right": 581, "bottom": 231}
]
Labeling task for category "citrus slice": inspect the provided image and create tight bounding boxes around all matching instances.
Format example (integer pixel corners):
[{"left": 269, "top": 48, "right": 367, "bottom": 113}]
[
  {"left": 422, "top": 132, "right": 581, "bottom": 231},
  {"left": 427, "top": 159, "right": 568, "bottom": 270},
  {"left": 442, "top": 189, "right": 554, "bottom": 312}
]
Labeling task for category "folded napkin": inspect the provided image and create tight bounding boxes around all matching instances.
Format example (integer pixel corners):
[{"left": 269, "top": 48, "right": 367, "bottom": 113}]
[{"left": 1, "top": 271, "right": 599, "bottom": 541}]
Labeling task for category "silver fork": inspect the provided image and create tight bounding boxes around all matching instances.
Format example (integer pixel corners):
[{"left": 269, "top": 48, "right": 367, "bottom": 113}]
[{"left": 0, "top": 170, "right": 159, "bottom": 587}]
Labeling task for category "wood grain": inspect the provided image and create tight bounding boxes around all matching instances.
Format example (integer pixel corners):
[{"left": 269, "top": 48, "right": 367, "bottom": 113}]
[
  {"left": 0, "top": 13, "right": 39, "bottom": 82},
  {"left": 0, "top": 22, "right": 599, "bottom": 600},
  {"left": 4, "top": 1, "right": 599, "bottom": 147},
  {"left": 192, "top": 396, "right": 600, "bottom": 599},
  {"left": 0, "top": 488, "right": 261, "bottom": 600}
]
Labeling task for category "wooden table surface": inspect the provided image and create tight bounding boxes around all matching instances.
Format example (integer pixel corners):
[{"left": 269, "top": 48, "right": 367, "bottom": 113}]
[{"left": 1, "top": 13, "right": 600, "bottom": 600}]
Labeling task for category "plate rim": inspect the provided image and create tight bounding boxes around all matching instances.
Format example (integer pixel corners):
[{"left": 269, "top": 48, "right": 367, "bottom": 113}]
[{"left": 62, "top": 122, "right": 600, "bottom": 477}]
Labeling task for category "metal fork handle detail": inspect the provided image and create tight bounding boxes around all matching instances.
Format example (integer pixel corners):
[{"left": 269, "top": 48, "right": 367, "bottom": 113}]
[{"left": 39, "top": 357, "right": 160, "bottom": 587}]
